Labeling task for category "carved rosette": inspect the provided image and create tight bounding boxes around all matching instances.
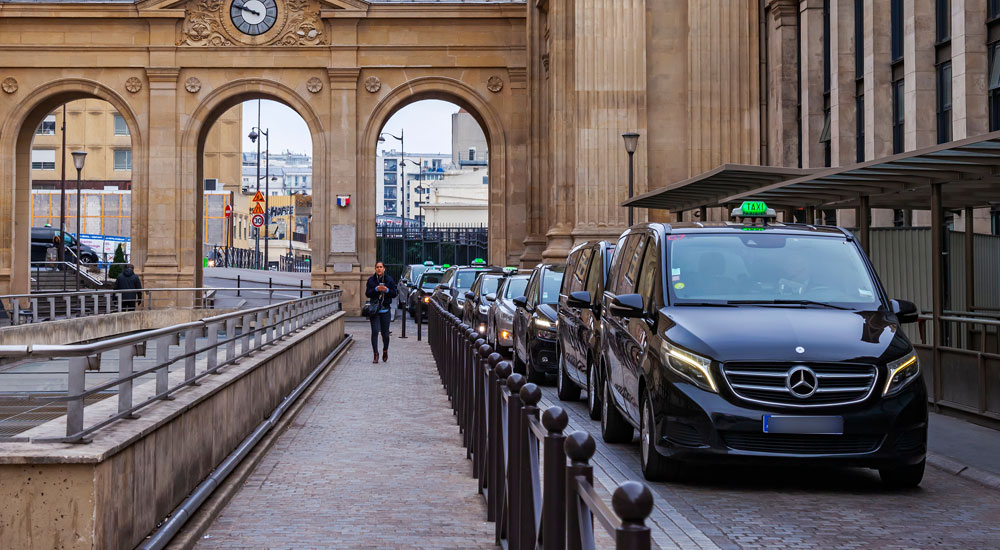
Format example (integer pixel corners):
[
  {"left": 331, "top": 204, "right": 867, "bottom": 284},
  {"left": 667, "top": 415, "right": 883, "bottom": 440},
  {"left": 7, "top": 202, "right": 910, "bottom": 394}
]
[
  {"left": 178, "top": 0, "right": 326, "bottom": 46},
  {"left": 306, "top": 77, "right": 323, "bottom": 93},
  {"left": 2, "top": 77, "right": 17, "bottom": 94},
  {"left": 185, "top": 77, "right": 202, "bottom": 93},
  {"left": 487, "top": 76, "right": 504, "bottom": 93},
  {"left": 125, "top": 77, "right": 142, "bottom": 93},
  {"left": 364, "top": 76, "right": 381, "bottom": 93}
]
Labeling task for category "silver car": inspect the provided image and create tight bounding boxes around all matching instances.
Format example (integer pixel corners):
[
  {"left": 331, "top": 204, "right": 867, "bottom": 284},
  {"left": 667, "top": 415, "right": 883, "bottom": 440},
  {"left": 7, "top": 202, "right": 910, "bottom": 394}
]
[{"left": 487, "top": 274, "right": 529, "bottom": 356}]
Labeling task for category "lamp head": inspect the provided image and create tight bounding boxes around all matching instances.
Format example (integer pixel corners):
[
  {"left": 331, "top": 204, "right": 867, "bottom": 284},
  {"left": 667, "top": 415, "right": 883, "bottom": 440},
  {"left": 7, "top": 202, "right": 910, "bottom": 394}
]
[
  {"left": 248, "top": 129, "right": 259, "bottom": 143},
  {"left": 622, "top": 132, "right": 640, "bottom": 154},
  {"left": 71, "top": 150, "right": 87, "bottom": 170}
]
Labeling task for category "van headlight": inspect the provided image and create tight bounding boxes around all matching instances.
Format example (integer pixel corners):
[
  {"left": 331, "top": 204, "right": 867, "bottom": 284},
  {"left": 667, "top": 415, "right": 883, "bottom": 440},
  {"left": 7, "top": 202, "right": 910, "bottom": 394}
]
[
  {"left": 661, "top": 341, "right": 717, "bottom": 393},
  {"left": 534, "top": 318, "right": 556, "bottom": 339},
  {"left": 883, "top": 350, "right": 920, "bottom": 396}
]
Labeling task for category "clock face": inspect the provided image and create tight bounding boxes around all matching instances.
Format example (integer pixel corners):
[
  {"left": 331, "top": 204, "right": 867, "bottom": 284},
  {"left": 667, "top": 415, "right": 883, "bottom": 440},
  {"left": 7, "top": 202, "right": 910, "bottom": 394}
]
[{"left": 230, "top": 0, "right": 277, "bottom": 36}]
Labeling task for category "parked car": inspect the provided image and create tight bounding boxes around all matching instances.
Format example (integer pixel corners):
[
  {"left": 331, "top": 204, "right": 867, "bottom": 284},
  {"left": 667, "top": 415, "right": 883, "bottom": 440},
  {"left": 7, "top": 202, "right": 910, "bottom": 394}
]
[
  {"left": 487, "top": 274, "right": 529, "bottom": 356},
  {"left": 409, "top": 269, "right": 444, "bottom": 318},
  {"left": 556, "top": 240, "right": 616, "bottom": 419},
  {"left": 432, "top": 264, "right": 504, "bottom": 317},
  {"left": 462, "top": 271, "right": 506, "bottom": 335},
  {"left": 512, "top": 264, "right": 565, "bottom": 383},
  {"left": 398, "top": 262, "right": 435, "bottom": 312},
  {"left": 598, "top": 203, "right": 926, "bottom": 487},
  {"left": 30, "top": 227, "right": 100, "bottom": 264}
]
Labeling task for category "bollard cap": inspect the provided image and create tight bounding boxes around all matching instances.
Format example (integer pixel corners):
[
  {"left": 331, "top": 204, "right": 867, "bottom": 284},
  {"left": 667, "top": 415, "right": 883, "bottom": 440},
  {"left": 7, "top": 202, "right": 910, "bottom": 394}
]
[
  {"left": 541, "top": 406, "right": 569, "bottom": 433},
  {"left": 487, "top": 352, "right": 502, "bottom": 367},
  {"left": 479, "top": 343, "right": 492, "bottom": 358},
  {"left": 519, "top": 382, "right": 541, "bottom": 405},
  {"left": 474, "top": 338, "right": 486, "bottom": 349},
  {"left": 611, "top": 481, "right": 654, "bottom": 523},
  {"left": 564, "top": 430, "right": 596, "bottom": 462},
  {"left": 506, "top": 372, "right": 526, "bottom": 392},
  {"left": 495, "top": 360, "right": 513, "bottom": 379},
  {"left": 466, "top": 329, "right": 478, "bottom": 341}
]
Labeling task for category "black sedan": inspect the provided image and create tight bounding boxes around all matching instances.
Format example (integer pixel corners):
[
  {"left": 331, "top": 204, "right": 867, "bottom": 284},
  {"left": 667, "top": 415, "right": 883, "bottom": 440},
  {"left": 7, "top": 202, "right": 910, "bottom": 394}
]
[
  {"left": 512, "top": 264, "right": 565, "bottom": 383},
  {"left": 462, "top": 272, "right": 505, "bottom": 335}
]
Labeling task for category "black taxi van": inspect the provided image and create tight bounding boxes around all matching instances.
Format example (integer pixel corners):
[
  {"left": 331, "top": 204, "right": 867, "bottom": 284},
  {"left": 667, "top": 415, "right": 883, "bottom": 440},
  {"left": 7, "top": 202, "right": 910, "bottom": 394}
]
[{"left": 599, "top": 202, "right": 926, "bottom": 487}]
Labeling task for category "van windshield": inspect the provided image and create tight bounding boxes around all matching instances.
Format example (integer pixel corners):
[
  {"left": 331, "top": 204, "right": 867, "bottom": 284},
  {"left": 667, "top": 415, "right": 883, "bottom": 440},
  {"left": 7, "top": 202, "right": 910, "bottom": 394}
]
[
  {"left": 421, "top": 272, "right": 443, "bottom": 289},
  {"left": 666, "top": 234, "right": 879, "bottom": 308}
]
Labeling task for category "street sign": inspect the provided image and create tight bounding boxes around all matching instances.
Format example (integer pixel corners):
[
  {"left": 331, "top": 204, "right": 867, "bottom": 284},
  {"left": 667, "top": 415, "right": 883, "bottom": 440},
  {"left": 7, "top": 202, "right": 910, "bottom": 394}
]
[
  {"left": 251, "top": 213, "right": 265, "bottom": 228},
  {"left": 252, "top": 190, "right": 265, "bottom": 203},
  {"left": 224, "top": 204, "right": 232, "bottom": 218},
  {"left": 252, "top": 203, "right": 265, "bottom": 215}
]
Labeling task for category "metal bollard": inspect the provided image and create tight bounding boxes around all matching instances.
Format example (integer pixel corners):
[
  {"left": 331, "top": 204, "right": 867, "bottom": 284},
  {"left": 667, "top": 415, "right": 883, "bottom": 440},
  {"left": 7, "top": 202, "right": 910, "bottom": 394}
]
[
  {"left": 541, "top": 407, "right": 569, "bottom": 550},
  {"left": 506, "top": 372, "right": 527, "bottom": 548},
  {"left": 612, "top": 482, "right": 654, "bottom": 550},
  {"left": 490, "top": 360, "right": 512, "bottom": 526},
  {"left": 519, "top": 383, "right": 542, "bottom": 549},
  {"left": 565, "top": 431, "right": 597, "bottom": 550}
]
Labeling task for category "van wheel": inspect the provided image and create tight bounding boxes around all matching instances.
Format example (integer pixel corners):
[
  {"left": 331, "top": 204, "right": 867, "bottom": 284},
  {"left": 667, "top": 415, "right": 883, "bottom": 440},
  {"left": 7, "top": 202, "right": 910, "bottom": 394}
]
[
  {"left": 601, "top": 376, "right": 633, "bottom": 443},
  {"left": 526, "top": 354, "right": 545, "bottom": 384},
  {"left": 640, "top": 392, "right": 681, "bottom": 481},
  {"left": 513, "top": 350, "right": 526, "bottom": 375},
  {"left": 879, "top": 459, "right": 925, "bottom": 489},
  {"left": 586, "top": 362, "right": 601, "bottom": 420},
  {"left": 557, "top": 351, "right": 581, "bottom": 401}
]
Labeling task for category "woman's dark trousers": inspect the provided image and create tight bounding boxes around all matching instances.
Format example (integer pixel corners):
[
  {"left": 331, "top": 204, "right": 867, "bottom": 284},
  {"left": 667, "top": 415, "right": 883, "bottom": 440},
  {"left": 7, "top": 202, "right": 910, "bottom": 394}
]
[{"left": 370, "top": 310, "right": 391, "bottom": 354}]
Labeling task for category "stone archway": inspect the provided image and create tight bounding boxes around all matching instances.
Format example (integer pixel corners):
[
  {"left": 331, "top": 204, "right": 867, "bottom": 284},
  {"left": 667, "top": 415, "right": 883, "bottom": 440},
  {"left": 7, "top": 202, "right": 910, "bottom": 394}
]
[
  {"left": 0, "top": 78, "right": 146, "bottom": 295},
  {"left": 179, "top": 78, "right": 328, "bottom": 289}
]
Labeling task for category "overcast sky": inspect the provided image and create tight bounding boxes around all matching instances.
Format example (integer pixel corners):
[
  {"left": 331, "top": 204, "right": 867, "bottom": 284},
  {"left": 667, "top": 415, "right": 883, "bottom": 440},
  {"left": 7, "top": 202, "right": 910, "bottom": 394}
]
[{"left": 241, "top": 99, "right": 460, "bottom": 156}]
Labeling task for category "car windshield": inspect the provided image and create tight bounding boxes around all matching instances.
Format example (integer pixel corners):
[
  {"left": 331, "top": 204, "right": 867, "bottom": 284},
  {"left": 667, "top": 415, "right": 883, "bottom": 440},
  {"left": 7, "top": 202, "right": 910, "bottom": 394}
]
[
  {"left": 421, "top": 272, "right": 443, "bottom": 289},
  {"left": 505, "top": 277, "right": 528, "bottom": 299},
  {"left": 481, "top": 276, "right": 501, "bottom": 296},
  {"left": 455, "top": 270, "right": 485, "bottom": 290},
  {"left": 667, "top": 233, "right": 879, "bottom": 307},
  {"left": 540, "top": 267, "right": 565, "bottom": 305}
]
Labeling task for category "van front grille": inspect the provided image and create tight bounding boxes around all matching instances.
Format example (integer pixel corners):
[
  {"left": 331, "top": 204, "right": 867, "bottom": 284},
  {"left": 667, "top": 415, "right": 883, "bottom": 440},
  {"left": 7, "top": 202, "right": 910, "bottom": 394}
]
[{"left": 721, "top": 362, "right": 877, "bottom": 407}]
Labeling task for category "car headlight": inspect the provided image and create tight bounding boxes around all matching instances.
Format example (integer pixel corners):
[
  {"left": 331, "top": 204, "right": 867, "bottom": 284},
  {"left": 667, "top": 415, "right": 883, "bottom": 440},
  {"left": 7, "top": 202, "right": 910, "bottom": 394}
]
[
  {"left": 423, "top": 296, "right": 430, "bottom": 303},
  {"left": 478, "top": 323, "right": 486, "bottom": 334},
  {"left": 661, "top": 341, "right": 717, "bottom": 393},
  {"left": 534, "top": 318, "right": 556, "bottom": 339},
  {"left": 499, "top": 311, "right": 513, "bottom": 323},
  {"left": 883, "top": 350, "right": 920, "bottom": 396},
  {"left": 534, "top": 318, "right": 553, "bottom": 329}
]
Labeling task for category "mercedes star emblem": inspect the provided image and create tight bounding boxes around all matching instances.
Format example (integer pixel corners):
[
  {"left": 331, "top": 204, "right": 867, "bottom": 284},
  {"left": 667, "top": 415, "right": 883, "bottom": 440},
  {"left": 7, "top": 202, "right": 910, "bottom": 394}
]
[
  {"left": 786, "top": 366, "right": 818, "bottom": 398},
  {"left": 795, "top": 346, "right": 805, "bottom": 354}
]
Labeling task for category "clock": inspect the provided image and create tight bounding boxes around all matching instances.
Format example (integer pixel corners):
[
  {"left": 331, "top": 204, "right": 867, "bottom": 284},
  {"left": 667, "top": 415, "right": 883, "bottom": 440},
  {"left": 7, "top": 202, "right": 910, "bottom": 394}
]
[{"left": 230, "top": 0, "right": 277, "bottom": 36}]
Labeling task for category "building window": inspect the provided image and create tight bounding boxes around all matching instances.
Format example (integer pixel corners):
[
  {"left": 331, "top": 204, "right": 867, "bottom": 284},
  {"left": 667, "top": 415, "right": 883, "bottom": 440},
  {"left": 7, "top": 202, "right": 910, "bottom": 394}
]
[
  {"left": 823, "top": 209, "right": 836, "bottom": 225},
  {"left": 991, "top": 0, "right": 1000, "bottom": 21},
  {"left": 383, "top": 200, "right": 396, "bottom": 213},
  {"left": 937, "top": 62, "right": 953, "bottom": 143},
  {"left": 384, "top": 186, "right": 397, "bottom": 199},
  {"left": 36, "top": 115, "right": 56, "bottom": 135},
  {"left": 820, "top": 107, "right": 832, "bottom": 167},
  {"left": 854, "top": 0, "right": 864, "bottom": 78},
  {"left": 856, "top": 93, "right": 865, "bottom": 162},
  {"left": 936, "top": 0, "right": 951, "bottom": 43},
  {"left": 468, "top": 148, "right": 476, "bottom": 161},
  {"left": 992, "top": 206, "right": 1000, "bottom": 235},
  {"left": 114, "top": 149, "right": 132, "bottom": 171},
  {"left": 113, "top": 114, "right": 129, "bottom": 136},
  {"left": 31, "top": 149, "right": 56, "bottom": 170},
  {"left": 384, "top": 172, "right": 397, "bottom": 185},
  {"left": 891, "top": 0, "right": 903, "bottom": 62},
  {"left": 892, "top": 77, "right": 905, "bottom": 154},
  {"left": 990, "top": 35, "right": 1000, "bottom": 130}
]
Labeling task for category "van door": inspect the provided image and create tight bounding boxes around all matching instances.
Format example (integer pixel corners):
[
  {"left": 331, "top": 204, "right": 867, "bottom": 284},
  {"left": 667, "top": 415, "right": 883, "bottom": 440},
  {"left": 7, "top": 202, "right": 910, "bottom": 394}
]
[
  {"left": 604, "top": 234, "right": 643, "bottom": 414},
  {"left": 622, "top": 235, "right": 661, "bottom": 421},
  {"left": 515, "top": 270, "right": 540, "bottom": 366}
]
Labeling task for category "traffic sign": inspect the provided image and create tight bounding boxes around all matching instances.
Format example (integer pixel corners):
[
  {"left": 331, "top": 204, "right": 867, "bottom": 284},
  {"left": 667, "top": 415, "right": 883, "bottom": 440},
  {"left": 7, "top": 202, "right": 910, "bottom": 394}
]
[
  {"left": 224, "top": 204, "right": 232, "bottom": 218},
  {"left": 252, "top": 203, "right": 265, "bottom": 215},
  {"left": 251, "top": 213, "right": 265, "bottom": 228},
  {"left": 252, "top": 190, "right": 265, "bottom": 203}
]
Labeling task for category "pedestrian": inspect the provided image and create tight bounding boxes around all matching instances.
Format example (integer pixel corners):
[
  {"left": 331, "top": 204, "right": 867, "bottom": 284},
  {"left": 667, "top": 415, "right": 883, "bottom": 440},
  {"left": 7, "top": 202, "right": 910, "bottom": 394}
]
[
  {"left": 365, "top": 261, "right": 397, "bottom": 363},
  {"left": 114, "top": 263, "right": 143, "bottom": 311}
]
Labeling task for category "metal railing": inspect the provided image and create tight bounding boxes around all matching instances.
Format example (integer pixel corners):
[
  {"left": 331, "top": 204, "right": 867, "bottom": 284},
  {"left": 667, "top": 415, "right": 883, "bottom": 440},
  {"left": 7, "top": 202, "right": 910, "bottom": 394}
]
[
  {"left": 426, "top": 299, "right": 653, "bottom": 550},
  {"left": 31, "top": 261, "right": 105, "bottom": 290},
  {"left": 0, "top": 286, "right": 315, "bottom": 326},
  {"left": 0, "top": 290, "right": 341, "bottom": 443}
]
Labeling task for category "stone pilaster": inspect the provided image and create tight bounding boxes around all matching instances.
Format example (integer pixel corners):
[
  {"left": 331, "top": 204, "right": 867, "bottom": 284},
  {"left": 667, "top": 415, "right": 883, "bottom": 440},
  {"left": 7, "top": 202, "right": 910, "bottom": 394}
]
[
  {"left": 799, "top": 0, "right": 826, "bottom": 167},
  {"left": 766, "top": 0, "right": 800, "bottom": 167},
  {"left": 523, "top": 0, "right": 548, "bottom": 266},
  {"left": 905, "top": 0, "right": 937, "bottom": 150},
  {"left": 951, "top": 0, "right": 988, "bottom": 139},
  {"left": 830, "top": 0, "right": 857, "bottom": 165},
  {"left": 863, "top": 0, "right": 893, "bottom": 160}
]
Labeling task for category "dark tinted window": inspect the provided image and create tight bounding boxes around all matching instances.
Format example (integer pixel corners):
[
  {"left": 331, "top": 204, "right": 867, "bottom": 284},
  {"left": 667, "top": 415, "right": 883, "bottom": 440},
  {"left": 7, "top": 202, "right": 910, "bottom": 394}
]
[
  {"left": 505, "top": 276, "right": 529, "bottom": 299},
  {"left": 540, "top": 266, "right": 565, "bottom": 305},
  {"left": 481, "top": 275, "right": 502, "bottom": 296},
  {"left": 609, "top": 234, "right": 638, "bottom": 294},
  {"left": 567, "top": 248, "right": 592, "bottom": 294},
  {"left": 420, "top": 272, "right": 443, "bottom": 289},
  {"left": 525, "top": 271, "right": 540, "bottom": 307},
  {"left": 635, "top": 237, "right": 660, "bottom": 310},
  {"left": 455, "top": 270, "right": 484, "bottom": 289},
  {"left": 618, "top": 235, "right": 648, "bottom": 295},
  {"left": 585, "top": 247, "right": 604, "bottom": 298}
]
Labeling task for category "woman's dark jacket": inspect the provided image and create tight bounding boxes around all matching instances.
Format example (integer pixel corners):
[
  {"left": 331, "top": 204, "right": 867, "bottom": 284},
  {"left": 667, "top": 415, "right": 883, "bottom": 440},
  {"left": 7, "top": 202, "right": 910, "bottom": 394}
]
[{"left": 365, "top": 273, "right": 398, "bottom": 308}]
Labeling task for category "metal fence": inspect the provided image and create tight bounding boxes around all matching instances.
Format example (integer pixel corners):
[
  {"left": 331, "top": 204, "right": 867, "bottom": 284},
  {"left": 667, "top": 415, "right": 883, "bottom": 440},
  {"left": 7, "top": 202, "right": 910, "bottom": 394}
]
[
  {"left": 425, "top": 299, "right": 653, "bottom": 550},
  {"left": 0, "top": 289, "right": 342, "bottom": 442},
  {"left": 376, "top": 224, "right": 489, "bottom": 280}
]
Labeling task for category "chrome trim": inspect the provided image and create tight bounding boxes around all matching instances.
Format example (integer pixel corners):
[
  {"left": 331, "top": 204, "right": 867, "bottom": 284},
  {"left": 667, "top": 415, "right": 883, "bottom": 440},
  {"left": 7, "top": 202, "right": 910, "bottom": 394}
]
[{"left": 721, "top": 362, "right": 878, "bottom": 408}]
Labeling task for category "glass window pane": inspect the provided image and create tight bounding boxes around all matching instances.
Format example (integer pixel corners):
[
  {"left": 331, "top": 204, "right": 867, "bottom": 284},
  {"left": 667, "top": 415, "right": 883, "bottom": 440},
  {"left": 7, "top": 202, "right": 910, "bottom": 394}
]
[
  {"left": 113, "top": 114, "right": 129, "bottom": 136},
  {"left": 990, "top": 45, "right": 1000, "bottom": 90}
]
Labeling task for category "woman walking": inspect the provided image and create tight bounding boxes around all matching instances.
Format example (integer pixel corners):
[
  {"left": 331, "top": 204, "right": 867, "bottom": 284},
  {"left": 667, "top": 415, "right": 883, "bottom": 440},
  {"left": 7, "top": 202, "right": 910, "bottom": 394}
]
[{"left": 365, "top": 261, "right": 397, "bottom": 363}]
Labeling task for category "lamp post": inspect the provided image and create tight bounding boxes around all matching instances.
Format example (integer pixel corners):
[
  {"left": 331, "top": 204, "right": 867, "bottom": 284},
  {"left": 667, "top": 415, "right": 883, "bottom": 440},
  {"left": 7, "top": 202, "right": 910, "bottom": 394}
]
[
  {"left": 622, "top": 132, "right": 640, "bottom": 227},
  {"left": 71, "top": 150, "right": 87, "bottom": 291},
  {"left": 58, "top": 104, "right": 67, "bottom": 263},
  {"left": 249, "top": 124, "right": 270, "bottom": 269}
]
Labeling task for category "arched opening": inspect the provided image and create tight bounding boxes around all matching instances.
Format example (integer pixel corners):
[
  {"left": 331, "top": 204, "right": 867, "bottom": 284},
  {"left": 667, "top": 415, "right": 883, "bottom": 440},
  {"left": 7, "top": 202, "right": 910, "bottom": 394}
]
[
  {"left": 374, "top": 99, "right": 491, "bottom": 281},
  {"left": 3, "top": 83, "right": 143, "bottom": 296}
]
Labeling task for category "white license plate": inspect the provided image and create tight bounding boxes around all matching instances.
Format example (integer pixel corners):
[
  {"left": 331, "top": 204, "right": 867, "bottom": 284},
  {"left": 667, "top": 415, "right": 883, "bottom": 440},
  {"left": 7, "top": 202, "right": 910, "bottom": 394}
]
[{"left": 763, "top": 415, "right": 843, "bottom": 434}]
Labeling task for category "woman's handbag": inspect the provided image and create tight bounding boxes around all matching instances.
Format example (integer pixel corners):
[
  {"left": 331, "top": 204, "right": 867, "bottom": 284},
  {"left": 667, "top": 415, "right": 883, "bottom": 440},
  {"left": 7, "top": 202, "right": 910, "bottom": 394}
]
[{"left": 361, "top": 302, "right": 376, "bottom": 318}]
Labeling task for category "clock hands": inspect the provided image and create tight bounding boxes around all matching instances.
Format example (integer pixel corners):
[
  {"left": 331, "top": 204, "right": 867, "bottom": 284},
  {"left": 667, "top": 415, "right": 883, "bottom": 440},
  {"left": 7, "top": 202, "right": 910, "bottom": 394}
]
[{"left": 233, "top": 2, "right": 261, "bottom": 17}]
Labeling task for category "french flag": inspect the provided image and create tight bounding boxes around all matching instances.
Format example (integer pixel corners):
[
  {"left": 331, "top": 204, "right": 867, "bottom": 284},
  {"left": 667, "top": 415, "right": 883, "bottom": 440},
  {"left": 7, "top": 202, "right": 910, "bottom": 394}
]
[{"left": 337, "top": 195, "right": 350, "bottom": 207}]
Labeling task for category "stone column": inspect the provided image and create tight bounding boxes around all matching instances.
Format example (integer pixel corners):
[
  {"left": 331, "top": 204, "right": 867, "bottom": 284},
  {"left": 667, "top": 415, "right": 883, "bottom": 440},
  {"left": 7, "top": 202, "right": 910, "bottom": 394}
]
[
  {"left": 952, "top": 0, "right": 988, "bottom": 139},
  {"left": 542, "top": 0, "right": 576, "bottom": 262},
  {"left": 523, "top": 0, "right": 549, "bottom": 266},
  {"left": 864, "top": 0, "right": 893, "bottom": 160},
  {"left": 905, "top": 0, "right": 937, "bottom": 150},
  {"left": 830, "top": 0, "right": 857, "bottom": 166},
  {"left": 766, "top": 0, "right": 800, "bottom": 166},
  {"left": 799, "top": 0, "right": 826, "bottom": 167}
]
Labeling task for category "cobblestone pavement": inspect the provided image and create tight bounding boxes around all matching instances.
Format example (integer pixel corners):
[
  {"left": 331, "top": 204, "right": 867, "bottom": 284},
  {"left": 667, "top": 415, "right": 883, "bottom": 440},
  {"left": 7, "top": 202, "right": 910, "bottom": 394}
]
[
  {"left": 540, "top": 386, "right": 1000, "bottom": 550},
  {"left": 196, "top": 321, "right": 494, "bottom": 549}
]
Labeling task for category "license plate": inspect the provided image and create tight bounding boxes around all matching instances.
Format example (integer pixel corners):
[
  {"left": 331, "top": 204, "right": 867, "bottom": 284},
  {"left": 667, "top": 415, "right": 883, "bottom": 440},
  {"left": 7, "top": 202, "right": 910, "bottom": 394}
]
[{"left": 763, "top": 415, "right": 843, "bottom": 434}]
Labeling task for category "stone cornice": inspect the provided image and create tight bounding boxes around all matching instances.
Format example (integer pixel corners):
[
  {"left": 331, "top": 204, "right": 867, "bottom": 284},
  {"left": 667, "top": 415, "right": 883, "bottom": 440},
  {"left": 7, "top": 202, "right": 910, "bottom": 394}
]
[
  {"left": 144, "top": 67, "right": 180, "bottom": 84},
  {"left": 767, "top": 0, "right": 799, "bottom": 27},
  {"left": 508, "top": 67, "right": 527, "bottom": 89}
]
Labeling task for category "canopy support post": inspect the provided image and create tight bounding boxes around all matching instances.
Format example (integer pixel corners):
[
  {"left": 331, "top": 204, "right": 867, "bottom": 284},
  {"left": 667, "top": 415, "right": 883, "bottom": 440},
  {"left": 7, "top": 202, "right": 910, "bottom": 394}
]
[
  {"left": 965, "top": 207, "right": 975, "bottom": 312},
  {"left": 858, "top": 195, "right": 871, "bottom": 254},
  {"left": 931, "top": 183, "right": 944, "bottom": 412}
]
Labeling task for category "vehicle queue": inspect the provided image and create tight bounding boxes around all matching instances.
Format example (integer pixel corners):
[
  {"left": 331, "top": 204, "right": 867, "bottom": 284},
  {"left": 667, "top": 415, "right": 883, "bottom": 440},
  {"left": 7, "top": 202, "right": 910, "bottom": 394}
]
[{"left": 399, "top": 201, "right": 927, "bottom": 488}]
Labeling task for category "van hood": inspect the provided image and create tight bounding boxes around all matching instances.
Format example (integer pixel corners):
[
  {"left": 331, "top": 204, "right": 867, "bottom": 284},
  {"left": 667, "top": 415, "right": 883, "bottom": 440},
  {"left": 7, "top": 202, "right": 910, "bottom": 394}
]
[{"left": 660, "top": 306, "right": 912, "bottom": 365}]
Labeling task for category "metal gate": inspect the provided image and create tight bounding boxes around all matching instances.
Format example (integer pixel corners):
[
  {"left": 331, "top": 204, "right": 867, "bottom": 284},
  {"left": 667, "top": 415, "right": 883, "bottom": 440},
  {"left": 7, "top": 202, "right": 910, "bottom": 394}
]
[{"left": 376, "top": 223, "right": 488, "bottom": 280}]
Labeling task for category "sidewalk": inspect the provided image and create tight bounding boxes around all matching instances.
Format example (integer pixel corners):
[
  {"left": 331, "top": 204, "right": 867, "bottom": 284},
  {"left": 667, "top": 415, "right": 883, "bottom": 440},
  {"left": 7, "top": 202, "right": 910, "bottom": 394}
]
[
  {"left": 927, "top": 411, "right": 1000, "bottom": 489},
  {"left": 196, "top": 320, "right": 494, "bottom": 549}
]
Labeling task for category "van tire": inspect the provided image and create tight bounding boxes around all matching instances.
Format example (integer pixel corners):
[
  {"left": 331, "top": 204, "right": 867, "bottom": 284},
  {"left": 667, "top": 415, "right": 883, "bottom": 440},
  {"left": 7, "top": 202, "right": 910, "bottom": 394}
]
[
  {"left": 601, "top": 376, "right": 633, "bottom": 443},
  {"left": 586, "top": 361, "right": 601, "bottom": 420},
  {"left": 640, "top": 392, "right": 681, "bottom": 481},
  {"left": 557, "top": 351, "right": 581, "bottom": 401}
]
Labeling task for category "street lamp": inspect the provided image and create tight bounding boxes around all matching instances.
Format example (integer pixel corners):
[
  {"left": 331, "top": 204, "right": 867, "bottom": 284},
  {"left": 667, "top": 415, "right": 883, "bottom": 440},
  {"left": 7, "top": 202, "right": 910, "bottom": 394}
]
[
  {"left": 71, "top": 150, "right": 87, "bottom": 290},
  {"left": 249, "top": 124, "right": 270, "bottom": 269},
  {"left": 622, "top": 132, "right": 640, "bottom": 227}
]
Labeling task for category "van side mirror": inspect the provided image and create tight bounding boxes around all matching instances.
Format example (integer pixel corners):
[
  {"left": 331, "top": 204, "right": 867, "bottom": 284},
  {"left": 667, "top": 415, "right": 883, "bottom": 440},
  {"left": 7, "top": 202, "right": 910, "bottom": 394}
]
[
  {"left": 485, "top": 293, "right": 497, "bottom": 302},
  {"left": 566, "top": 290, "right": 592, "bottom": 309},
  {"left": 891, "top": 299, "right": 919, "bottom": 324},
  {"left": 512, "top": 295, "right": 528, "bottom": 309},
  {"left": 609, "top": 294, "right": 645, "bottom": 318},
  {"left": 465, "top": 291, "right": 475, "bottom": 300}
]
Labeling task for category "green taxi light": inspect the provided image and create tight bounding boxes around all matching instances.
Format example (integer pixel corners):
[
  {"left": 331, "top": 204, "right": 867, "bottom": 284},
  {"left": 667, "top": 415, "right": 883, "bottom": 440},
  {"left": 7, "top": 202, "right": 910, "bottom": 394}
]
[
  {"left": 424, "top": 260, "right": 434, "bottom": 266},
  {"left": 472, "top": 258, "right": 486, "bottom": 264},
  {"left": 443, "top": 264, "right": 451, "bottom": 269},
  {"left": 741, "top": 201, "right": 768, "bottom": 215}
]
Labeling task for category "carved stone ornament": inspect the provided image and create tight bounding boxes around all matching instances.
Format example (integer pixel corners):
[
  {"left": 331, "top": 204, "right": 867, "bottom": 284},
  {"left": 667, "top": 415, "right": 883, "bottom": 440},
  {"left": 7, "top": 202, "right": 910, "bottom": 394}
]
[
  {"left": 178, "top": 0, "right": 326, "bottom": 47},
  {"left": 185, "top": 77, "right": 202, "bottom": 93},
  {"left": 125, "top": 77, "right": 142, "bottom": 93},
  {"left": 487, "top": 75, "right": 504, "bottom": 93},
  {"left": 306, "top": 77, "right": 323, "bottom": 93},
  {"left": 1, "top": 77, "right": 17, "bottom": 94},
  {"left": 364, "top": 76, "right": 381, "bottom": 93}
]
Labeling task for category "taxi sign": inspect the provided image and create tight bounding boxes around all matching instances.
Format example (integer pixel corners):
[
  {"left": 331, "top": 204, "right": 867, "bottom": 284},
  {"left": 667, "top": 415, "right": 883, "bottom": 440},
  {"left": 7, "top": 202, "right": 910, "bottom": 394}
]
[
  {"left": 424, "top": 260, "right": 434, "bottom": 266},
  {"left": 252, "top": 191, "right": 265, "bottom": 203},
  {"left": 252, "top": 203, "right": 265, "bottom": 215},
  {"left": 471, "top": 258, "right": 486, "bottom": 265},
  {"left": 731, "top": 200, "right": 777, "bottom": 219},
  {"left": 442, "top": 264, "right": 451, "bottom": 269}
]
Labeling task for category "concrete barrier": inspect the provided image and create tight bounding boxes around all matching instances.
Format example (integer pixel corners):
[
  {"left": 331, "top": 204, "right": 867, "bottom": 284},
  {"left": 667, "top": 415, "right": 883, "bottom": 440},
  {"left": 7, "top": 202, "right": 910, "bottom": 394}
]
[
  {"left": 0, "top": 309, "right": 240, "bottom": 346},
  {"left": 0, "top": 311, "right": 345, "bottom": 550}
]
